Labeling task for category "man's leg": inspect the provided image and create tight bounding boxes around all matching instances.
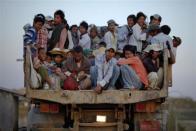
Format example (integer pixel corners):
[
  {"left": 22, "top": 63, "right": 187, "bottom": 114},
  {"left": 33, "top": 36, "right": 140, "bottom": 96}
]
[
  {"left": 147, "top": 72, "right": 159, "bottom": 89},
  {"left": 157, "top": 67, "right": 164, "bottom": 88},
  {"left": 90, "top": 66, "right": 98, "bottom": 88},
  {"left": 108, "top": 65, "right": 120, "bottom": 89},
  {"left": 120, "top": 65, "right": 142, "bottom": 89},
  {"left": 38, "top": 66, "right": 53, "bottom": 86}
]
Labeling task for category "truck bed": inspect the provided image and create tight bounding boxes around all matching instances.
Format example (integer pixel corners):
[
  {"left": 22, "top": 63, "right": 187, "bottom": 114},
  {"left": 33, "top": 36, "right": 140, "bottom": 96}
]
[{"left": 26, "top": 88, "right": 168, "bottom": 104}]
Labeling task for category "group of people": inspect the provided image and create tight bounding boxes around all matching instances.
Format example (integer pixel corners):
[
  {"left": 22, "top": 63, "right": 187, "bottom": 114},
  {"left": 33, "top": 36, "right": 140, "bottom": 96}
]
[{"left": 23, "top": 10, "right": 182, "bottom": 93}]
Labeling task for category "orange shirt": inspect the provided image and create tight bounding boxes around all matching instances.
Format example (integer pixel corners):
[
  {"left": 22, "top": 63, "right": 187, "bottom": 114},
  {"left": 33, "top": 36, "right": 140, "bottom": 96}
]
[{"left": 118, "top": 56, "right": 149, "bottom": 87}]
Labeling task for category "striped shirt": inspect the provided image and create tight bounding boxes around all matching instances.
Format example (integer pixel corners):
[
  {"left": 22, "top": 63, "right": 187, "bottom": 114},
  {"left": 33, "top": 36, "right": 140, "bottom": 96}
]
[
  {"left": 23, "top": 26, "right": 37, "bottom": 56},
  {"left": 23, "top": 26, "right": 37, "bottom": 46}
]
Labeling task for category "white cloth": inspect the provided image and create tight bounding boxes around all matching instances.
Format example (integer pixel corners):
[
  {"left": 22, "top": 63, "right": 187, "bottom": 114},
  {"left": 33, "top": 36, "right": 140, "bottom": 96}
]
[
  {"left": 147, "top": 72, "right": 159, "bottom": 89},
  {"left": 79, "top": 33, "right": 91, "bottom": 49},
  {"left": 67, "top": 30, "right": 74, "bottom": 49},
  {"left": 132, "top": 23, "right": 146, "bottom": 52},
  {"left": 104, "top": 31, "right": 118, "bottom": 50}
]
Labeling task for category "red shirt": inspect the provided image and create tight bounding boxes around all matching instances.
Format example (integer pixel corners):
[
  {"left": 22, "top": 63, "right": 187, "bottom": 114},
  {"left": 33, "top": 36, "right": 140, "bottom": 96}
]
[{"left": 118, "top": 56, "right": 149, "bottom": 87}]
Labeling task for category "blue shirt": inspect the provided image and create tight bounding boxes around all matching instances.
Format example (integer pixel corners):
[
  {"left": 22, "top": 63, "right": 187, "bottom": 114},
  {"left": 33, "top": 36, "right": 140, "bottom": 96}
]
[{"left": 95, "top": 54, "right": 117, "bottom": 87}]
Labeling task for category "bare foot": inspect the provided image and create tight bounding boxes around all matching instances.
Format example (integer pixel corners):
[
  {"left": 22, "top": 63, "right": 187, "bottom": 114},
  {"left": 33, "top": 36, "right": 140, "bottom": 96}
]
[{"left": 94, "top": 86, "right": 102, "bottom": 94}]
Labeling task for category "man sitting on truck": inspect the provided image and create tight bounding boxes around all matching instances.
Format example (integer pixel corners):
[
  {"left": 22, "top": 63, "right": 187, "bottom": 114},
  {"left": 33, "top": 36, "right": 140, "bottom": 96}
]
[
  {"left": 142, "top": 44, "right": 163, "bottom": 90},
  {"left": 90, "top": 48, "right": 120, "bottom": 94},
  {"left": 117, "top": 45, "right": 148, "bottom": 90},
  {"left": 33, "top": 48, "right": 54, "bottom": 89},
  {"left": 62, "top": 46, "right": 91, "bottom": 90}
]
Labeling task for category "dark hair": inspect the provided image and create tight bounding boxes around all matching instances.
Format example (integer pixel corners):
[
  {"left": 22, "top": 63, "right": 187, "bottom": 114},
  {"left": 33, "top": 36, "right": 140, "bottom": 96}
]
[
  {"left": 161, "top": 25, "right": 171, "bottom": 35},
  {"left": 90, "top": 27, "right": 98, "bottom": 34},
  {"left": 136, "top": 12, "right": 146, "bottom": 20},
  {"left": 54, "top": 10, "right": 65, "bottom": 20},
  {"left": 127, "top": 14, "right": 136, "bottom": 24},
  {"left": 34, "top": 14, "right": 45, "bottom": 24},
  {"left": 150, "top": 15, "right": 162, "bottom": 22},
  {"left": 99, "top": 41, "right": 106, "bottom": 47},
  {"left": 80, "top": 21, "right": 88, "bottom": 30},
  {"left": 70, "top": 24, "right": 78, "bottom": 30},
  {"left": 123, "top": 45, "right": 137, "bottom": 55},
  {"left": 46, "top": 52, "right": 52, "bottom": 57},
  {"left": 38, "top": 48, "right": 45, "bottom": 53},
  {"left": 73, "top": 45, "right": 83, "bottom": 53}
]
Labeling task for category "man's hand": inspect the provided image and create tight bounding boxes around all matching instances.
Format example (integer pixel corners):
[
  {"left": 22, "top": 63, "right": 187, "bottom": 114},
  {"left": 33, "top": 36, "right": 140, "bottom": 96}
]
[{"left": 95, "top": 84, "right": 102, "bottom": 94}]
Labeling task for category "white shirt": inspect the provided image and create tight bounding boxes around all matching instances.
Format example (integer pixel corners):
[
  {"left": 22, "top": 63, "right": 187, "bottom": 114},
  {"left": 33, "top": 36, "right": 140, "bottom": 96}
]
[
  {"left": 104, "top": 31, "right": 118, "bottom": 50},
  {"left": 173, "top": 47, "right": 177, "bottom": 58},
  {"left": 132, "top": 23, "right": 146, "bottom": 52},
  {"left": 151, "top": 32, "right": 175, "bottom": 57},
  {"left": 79, "top": 33, "right": 91, "bottom": 49}
]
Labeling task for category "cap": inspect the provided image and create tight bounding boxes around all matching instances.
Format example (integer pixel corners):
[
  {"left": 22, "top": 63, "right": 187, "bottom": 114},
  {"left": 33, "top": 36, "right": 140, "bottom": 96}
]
[
  {"left": 45, "top": 16, "right": 53, "bottom": 21},
  {"left": 143, "top": 45, "right": 152, "bottom": 53},
  {"left": 173, "top": 36, "right": 182, "bottom": 44},
  {"left": 144, "top": 44, "right": 162, "bottom": 52},
  {"left": 107, "top": 19, "right": 118, "bottom": 26},
  {"left": 150, "top": 44, "right": 162, "bottom": 51},
  {"left": 49, "top": 48, "right": 70, "bottom": 56}
]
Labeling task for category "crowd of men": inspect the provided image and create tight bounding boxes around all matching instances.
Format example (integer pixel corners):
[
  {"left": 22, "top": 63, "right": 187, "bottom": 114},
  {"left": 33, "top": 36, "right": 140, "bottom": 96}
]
[{"left": 23, "top": 10, "right": 182, "bottom": 93}]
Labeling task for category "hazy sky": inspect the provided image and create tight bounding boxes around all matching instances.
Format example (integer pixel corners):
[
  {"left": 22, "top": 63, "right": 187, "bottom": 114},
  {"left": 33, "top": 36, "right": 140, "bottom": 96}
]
[{"left": 0, "top": 0, "right": 196, "bottom": 99}]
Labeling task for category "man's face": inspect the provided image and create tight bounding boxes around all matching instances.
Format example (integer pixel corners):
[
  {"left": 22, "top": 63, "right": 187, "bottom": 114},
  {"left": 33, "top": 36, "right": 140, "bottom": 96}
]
[
  {"left": 47, "top": 20, "right": 54, "bottom": 27},
  {"left": 54, "top": 55, "right": 63, "bottom": 64},
  {"left": 108, "top": 23, "right": 116, "bottom": 32},
  {"left": 34, "top": 21, "right": 43, "bottom": 32},
  {"left": 38, "top": 49, "right": 46, "bottom": 61},
  {"left": 173, "top": 39, "right": 181, "bottom": 48},
  {"left": 151, "top": 18, "right": 160, "bottom": 25},
  {"left": 124, "top": 50, "right": 134, "bottom": 59},
  {"left": 54, "top": 15, "right": 62, "bottom": 25},
  {"left": 127, "top": 18, "right": 135, "bottom": 27},
  {"left": 106, "top": 50, "right": 115, "bottom": 60},
  {"left": 152, "top": 51, "right": 160, "bottom": 59},
  {"left": 74, "top": 52, "right": 83, "bottom": 62},
  {"left": 79, "top": 26, "right": 86, "bottom": 34},
  {"left": 137, "top": 16, "right": 145, "bottom": 26},
  {"left": 90, "top": 30, "right": 97, "bottom": 38},
  {"left": 71, "top": 27, "right": 78, "bottom": 33}
]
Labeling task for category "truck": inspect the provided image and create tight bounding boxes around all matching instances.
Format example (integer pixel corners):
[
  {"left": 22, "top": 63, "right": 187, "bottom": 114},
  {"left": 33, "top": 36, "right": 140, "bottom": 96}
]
[
  {"left": 21, "top": 43, "right": 170, "bottom": 131},
  {"left": 0, "top": 45, "right": 169, "bottom": 131}
]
